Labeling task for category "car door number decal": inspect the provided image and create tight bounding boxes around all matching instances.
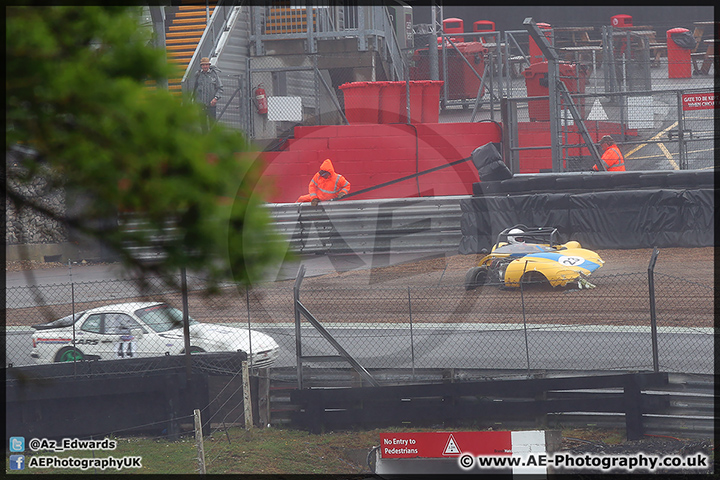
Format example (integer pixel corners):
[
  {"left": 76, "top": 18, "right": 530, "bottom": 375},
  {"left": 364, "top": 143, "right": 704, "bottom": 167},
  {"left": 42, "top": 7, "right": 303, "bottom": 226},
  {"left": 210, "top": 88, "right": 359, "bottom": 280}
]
[
  {"left": 558, "top": 255, "right": 584, "bottom": 266},
  {"left": 117, "top": 341, "right": 135, "bottom": 358}
]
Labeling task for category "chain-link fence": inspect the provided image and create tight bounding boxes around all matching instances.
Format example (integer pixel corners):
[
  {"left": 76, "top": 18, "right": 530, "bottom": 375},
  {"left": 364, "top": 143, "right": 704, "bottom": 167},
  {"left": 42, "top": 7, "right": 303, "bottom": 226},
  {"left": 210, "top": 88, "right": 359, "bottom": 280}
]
[
  {"left": 213, "top": 73, "right": 249, "bottom": 136},
  {"left": 503, "top": 87, "right": 715, "bottom": 172},
  {"left": 5, "top": 260, "right": 713, "bottom": 472},
  {"left": 6, "top": 266, "right": 713, "bottom": 376},
  {"left": 293, "top": 271, "right": 713, "bottom": 377},
  {"left": 222, "top": 18, "right": 714, "bottom": 174},
  {"left": 419, "top": 26, "right": 716, "bottom": 173}
]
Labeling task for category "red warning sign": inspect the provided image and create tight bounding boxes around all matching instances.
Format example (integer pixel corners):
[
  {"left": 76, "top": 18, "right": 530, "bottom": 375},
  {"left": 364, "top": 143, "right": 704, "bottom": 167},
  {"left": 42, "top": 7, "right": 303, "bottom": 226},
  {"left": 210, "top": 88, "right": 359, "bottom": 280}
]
[
  {"left": 380, "top": 431, "right": 513, "bottom": 459},
  {"left": 682, "top": 93, "right": 717, "bottom": 110}
]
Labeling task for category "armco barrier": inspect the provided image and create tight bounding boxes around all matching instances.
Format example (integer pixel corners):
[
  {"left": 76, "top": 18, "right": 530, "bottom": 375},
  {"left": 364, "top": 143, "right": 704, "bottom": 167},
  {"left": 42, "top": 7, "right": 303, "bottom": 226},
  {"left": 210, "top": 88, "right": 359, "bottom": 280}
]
[
  {"left": 123, "top": 170, "right": 713, "bottom": 260},
  {"left": 267, "top": 196, "right": 464, "bottom": 255},
  {"left": 290, "top": 372, "right": 670, "bottom": 440},
  {"left": 269, "top": 369, "right": 713, "bottom": 439}
]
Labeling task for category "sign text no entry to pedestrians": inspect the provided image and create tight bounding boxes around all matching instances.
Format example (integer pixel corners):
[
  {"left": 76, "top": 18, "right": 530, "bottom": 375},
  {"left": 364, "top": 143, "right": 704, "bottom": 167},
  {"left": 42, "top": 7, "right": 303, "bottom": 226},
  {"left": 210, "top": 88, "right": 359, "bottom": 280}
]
[{"left": 380, "top": 431, "right": 513, "bottom": 458}]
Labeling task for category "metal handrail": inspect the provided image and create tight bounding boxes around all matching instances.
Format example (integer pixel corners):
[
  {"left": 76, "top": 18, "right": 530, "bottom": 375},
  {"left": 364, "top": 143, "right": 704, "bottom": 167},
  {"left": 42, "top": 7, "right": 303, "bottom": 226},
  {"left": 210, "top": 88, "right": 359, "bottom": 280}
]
[
  {"left": 181, "top": 0, "right": 241, "bottom": 93},
  {"left": 379, "top": 6, "right": 405, "bottom": 81},
  {"left": 250, "top": 4, "right": 394, "bottom": 58}
]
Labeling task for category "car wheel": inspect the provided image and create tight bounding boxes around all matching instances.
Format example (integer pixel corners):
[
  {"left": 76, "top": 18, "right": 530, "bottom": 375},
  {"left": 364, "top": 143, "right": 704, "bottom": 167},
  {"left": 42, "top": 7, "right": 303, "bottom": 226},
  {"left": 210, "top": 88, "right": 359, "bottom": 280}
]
[
  {"left": 520, "top": 271, "right": 551, "bottom": 290},
  {"left": 55, "top": 347, "right": 85, "bottom": 362},
  {"left": 181, "top": 346, "right": 206, "bottom": 354},
  {"left": 465, "top": 266, "right": 489, "bottom": 291}
]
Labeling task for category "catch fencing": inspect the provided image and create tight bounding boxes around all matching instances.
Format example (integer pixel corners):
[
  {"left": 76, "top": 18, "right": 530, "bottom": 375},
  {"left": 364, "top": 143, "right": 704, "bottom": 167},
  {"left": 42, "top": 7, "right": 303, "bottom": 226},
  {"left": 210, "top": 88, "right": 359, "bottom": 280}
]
[
  {"left": 209, "top": 16, "right": 715, "bottom": 175},
  {"left": 5, "top": 261, "right": 713, "bottom": 377},
  {"left": 428, "top": 27, "right": 716, "bottom": 174},
  {"left": 291, "top": 271, "right": 713, "bottom": 380},
  {"left": 5, "top": 255, "right": 713, "bottom": 472}
]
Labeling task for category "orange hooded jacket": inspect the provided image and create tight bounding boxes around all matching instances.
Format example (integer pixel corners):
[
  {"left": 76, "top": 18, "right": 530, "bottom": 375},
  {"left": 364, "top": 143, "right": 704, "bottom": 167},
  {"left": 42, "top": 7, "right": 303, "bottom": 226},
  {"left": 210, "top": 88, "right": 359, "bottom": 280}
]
[
  {"left": 593, "top": 145, "right": 625, "bottom": 171},
  {"left": 297, "top": 159, "right": 351, "bottom": 203}
]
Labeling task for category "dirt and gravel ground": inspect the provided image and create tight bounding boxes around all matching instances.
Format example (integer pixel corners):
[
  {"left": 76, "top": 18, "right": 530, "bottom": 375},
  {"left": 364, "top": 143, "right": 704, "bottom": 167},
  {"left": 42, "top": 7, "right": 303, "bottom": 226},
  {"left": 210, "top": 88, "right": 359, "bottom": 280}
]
[
  {"left": 6, "top": 246, "right": 713, "bottom": 278},
  {"left": 292, "top": 247, "right": 715, "bottom": 287},
  {"left": 6, "top": 247, "right": 714, "bottom": 329},
  {"left": 6, "top": 249, "right": 715, "bottom": 468}
]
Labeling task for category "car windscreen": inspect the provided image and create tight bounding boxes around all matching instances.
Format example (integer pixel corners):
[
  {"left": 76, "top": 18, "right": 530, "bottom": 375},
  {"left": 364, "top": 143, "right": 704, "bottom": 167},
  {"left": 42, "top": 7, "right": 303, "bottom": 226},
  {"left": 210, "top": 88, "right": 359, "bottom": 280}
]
[
  {"left": 494, "top": 243, "right": 555, "bottom": 254},
  {"left": 135, "top": 305, "right": 197, "bottom": 333},
  {"left": 32, "top": 311, "right": 86, "bottom": 330}
]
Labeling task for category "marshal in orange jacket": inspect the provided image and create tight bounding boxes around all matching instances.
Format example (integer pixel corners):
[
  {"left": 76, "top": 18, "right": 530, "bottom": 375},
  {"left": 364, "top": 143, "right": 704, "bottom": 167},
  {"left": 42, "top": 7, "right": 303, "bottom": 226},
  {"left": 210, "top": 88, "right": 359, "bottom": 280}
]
[
  {"left": 593, "top": 138, "right": 626, "bottom": 171},
  {"left": 297, "top": 159, "right": 351, "bottom": 204}
]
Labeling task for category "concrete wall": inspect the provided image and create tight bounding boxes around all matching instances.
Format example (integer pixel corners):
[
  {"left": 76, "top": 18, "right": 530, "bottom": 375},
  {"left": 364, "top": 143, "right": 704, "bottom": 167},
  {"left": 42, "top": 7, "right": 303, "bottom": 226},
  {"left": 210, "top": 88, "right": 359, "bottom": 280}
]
[
  {"left": 6, "top": 164, "right": 114, "bottom": 263},
  {"left": 5, "top": 167, "right": 72, "bottom": 262}
]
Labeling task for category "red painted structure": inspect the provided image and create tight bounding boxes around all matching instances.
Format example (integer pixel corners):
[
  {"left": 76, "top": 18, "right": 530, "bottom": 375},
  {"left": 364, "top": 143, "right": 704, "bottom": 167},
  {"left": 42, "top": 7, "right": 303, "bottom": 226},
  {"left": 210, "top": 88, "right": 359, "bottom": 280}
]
[
  {"left": 517, "top": 121, "right": 637, "bottom": 171},
  {"left": 254, "top": 122, "right": 502, "bottom": 203},
  {"left": 611, "top": 14, "right": 633, "bottom": 28},
  {"left": 251, "top": 119, "right": 635, "bottom": 203},
  {"left": 410, "top": 42, "right": 488, "bottom": 100},
  {"left": 666, "top": 28, "right": 693, "bottom": 78}
]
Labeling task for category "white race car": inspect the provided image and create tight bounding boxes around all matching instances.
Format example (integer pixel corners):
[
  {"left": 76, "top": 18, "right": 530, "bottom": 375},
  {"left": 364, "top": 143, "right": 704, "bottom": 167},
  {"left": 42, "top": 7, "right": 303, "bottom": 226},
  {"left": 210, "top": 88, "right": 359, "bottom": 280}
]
[{"left": 30, "top": 302, "right": 279, "bottom": 368}]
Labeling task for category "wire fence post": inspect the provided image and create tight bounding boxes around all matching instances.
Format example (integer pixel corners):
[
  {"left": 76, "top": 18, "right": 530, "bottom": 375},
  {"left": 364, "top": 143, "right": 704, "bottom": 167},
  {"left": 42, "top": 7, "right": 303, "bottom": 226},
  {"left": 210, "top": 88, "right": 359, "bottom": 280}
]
[
  {"left": 181, "top": 267, "right": 191, "bottom": 380},
  {"left": 68, "top": 259, "right": 78, "bottom": 376},
  {"left": 520, "top": 261, "right": 531, "bottom": 377},
  {"left": 242, "top": 360, "right": 254, "bottom": 430},
  {"left": 194, "top": 409, "right": 206, "bottom": 474},
  {"left": 648, "top": 247, "right": 660, "bottom": 372},
  {"left": 407, "top": 286, "right": 415, "bottom": 381},
  {"left": 246, "top": 288, "right": 253, "bottom": 370},
  {"left": 294, "top": 264, "right": 306, "bottom": 389}
]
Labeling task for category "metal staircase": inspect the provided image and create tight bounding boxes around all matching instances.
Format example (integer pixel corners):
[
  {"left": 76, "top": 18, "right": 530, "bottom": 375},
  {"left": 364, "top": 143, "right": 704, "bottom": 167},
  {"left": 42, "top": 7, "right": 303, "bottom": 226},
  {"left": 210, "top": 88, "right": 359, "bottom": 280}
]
[
  {"left": 264, "top": 4, "right": 317, "bottom": 34},
  {"left": 150, "top": 3, "right": 406, "bottom": 139},
  {"left": 165, "top": 2, "right": 216, "bottom": 94}
]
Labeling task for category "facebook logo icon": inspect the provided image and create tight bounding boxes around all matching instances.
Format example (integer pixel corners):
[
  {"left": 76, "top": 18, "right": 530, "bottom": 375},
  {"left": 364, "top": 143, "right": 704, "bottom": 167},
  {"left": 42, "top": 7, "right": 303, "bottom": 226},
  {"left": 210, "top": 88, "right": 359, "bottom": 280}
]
[
  {"left": 9, "top": 455, "right": 25, "bottom": 470},
  {"left": 9, "top": 436, "right": 25, "bottom": 452}
]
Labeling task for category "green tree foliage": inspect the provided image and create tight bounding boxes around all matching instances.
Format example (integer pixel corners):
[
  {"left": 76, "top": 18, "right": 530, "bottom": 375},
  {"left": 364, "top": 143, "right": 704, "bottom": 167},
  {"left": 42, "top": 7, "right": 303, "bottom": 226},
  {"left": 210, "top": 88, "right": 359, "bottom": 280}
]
[{"left": 6, "top": 6, "right": 287, "bottom": 289}]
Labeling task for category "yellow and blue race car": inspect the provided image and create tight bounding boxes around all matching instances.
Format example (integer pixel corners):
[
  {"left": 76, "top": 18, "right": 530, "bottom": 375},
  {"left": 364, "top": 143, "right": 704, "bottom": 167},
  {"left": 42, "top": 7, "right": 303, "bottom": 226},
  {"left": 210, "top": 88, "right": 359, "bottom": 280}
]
[{"left": 464, "top": 225, "right": 604, "bottom": 291}]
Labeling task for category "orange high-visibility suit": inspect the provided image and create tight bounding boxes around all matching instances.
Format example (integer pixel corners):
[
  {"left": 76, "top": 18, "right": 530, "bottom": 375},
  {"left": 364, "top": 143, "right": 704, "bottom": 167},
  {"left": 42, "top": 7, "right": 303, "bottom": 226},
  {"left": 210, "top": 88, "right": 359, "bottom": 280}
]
[
  {"left": 593, "top": 145, "right": 626, "bottom": 171},
  {"left": 297, "top": 159, "right": 351, "bottom": 203}
]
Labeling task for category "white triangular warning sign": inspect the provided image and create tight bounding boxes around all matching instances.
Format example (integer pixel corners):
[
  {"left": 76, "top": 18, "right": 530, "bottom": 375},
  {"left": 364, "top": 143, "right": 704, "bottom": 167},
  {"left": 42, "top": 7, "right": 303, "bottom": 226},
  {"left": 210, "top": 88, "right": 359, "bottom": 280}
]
[
  {"left": 587, "top": 98, "right": 608, "bottom": 121},
  {"left": 443, "top": 434, "right": 461, "bottom": 455}
]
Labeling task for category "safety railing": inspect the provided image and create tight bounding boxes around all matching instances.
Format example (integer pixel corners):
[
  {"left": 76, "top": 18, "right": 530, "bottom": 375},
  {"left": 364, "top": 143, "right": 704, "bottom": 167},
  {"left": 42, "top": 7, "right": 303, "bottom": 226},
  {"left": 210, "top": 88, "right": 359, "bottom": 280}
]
[
  {"left": 250, "top": 3, "right": 395, "bottom": 56},
  {"left": 501, "top": 87, "right": 716, "bottom": 173},
  {"left": 267, "top": 196, "right": 464, "bottom": 255},
  {"left": 181, "top": 0, "right": 242, "bottom": 93}
]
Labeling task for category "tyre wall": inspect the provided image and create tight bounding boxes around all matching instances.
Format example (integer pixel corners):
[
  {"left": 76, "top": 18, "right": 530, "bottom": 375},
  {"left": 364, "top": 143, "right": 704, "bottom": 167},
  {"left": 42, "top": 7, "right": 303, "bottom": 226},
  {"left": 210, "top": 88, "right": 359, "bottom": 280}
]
[{"left": 459, "top": 170, "right": 714, "bottom": 253}]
